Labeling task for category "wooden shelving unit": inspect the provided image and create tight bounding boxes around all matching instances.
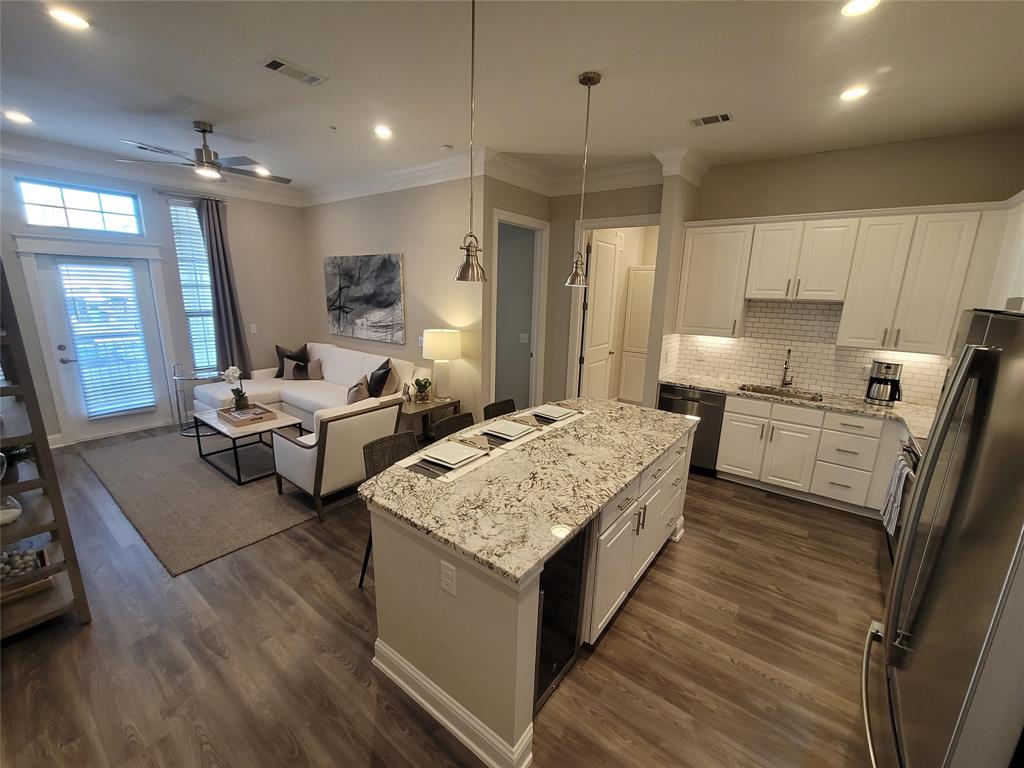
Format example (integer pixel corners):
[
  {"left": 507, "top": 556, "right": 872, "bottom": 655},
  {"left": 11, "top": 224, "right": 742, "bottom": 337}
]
[{"left": 1, "top": 264, "right": 90, "bottom": 639}]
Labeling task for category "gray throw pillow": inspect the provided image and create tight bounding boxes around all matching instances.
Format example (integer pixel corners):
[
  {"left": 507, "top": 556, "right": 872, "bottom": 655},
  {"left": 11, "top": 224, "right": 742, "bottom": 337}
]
[
  {"left": 347, "top": 375, "right": 370, "bottom": 404},
  {"left": 368, "top": 358, "right": 402, "bottom": 398}
]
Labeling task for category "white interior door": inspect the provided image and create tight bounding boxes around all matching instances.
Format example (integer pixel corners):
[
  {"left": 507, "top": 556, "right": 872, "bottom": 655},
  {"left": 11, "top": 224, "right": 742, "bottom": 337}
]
[
  {"left": 36, "top": 255, "right": 173, "bottom": 442},
  {"left": 580, "top": 231, "right": 618, "bottom": 399},
  {"left": 618, "top": 266, "right": 655, "bottom": 403}
]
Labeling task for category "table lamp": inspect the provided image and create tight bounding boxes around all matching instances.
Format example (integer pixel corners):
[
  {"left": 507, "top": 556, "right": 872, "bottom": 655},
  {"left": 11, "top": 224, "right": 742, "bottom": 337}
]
[{"left": 422, "top": 329, "right": 461, "bottom": 401}]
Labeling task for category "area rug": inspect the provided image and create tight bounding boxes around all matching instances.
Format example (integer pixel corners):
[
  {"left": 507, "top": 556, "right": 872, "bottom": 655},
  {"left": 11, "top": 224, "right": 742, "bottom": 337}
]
[{"left": 82, "top": 431, "right": 324, "bottom": 576}]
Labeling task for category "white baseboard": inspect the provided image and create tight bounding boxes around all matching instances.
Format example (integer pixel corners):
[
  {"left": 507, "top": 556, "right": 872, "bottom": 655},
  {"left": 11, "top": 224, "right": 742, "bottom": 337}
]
[
  {"left": 47, "top": 433, "right": 66, "bottom": 449},
  {"left": 372, "top": 639, "right": 533, "bottom": 768}
]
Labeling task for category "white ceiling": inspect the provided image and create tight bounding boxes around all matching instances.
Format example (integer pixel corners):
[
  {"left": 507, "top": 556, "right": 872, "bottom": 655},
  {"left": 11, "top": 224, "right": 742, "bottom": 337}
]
[{"left": 2, "top": 1, "right": 1022, "bottom": 192}]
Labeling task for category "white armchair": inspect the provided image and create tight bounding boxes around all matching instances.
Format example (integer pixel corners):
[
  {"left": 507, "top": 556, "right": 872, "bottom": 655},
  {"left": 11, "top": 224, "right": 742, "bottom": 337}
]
[{"left": 272, "top": 398, "right": 402, "bottom": 521}]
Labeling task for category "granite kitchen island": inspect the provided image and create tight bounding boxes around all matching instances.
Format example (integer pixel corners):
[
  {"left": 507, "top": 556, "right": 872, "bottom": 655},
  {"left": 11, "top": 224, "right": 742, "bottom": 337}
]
[{"left": 359, "top": 398, "right": 698, "bottom": 768}]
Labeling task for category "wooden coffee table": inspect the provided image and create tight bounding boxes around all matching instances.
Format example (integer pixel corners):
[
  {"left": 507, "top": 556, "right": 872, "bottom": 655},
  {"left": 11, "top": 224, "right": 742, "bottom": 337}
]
[{"left": 193, "top": 405, "right": 305, "bottom": 485}]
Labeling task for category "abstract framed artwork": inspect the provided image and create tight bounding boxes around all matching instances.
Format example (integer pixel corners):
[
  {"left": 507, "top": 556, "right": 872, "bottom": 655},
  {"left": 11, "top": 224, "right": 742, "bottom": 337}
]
[{"left": 324, "top": 253, "right": 406, "bottom": 344}]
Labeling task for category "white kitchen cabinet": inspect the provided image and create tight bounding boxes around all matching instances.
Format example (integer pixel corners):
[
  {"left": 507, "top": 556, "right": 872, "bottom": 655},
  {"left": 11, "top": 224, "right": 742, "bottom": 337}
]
[
  {"left": 676, "top": 225, "right": 753, "bottom": 337},
  {"left": 760, "top": 421, "right": 821, "bottom": 492},
  {"left": 793, "top": 218, "right": 859, "bottom": 301},
  {"left": 890, "top": 212, "right": 980, "bottom": 354},
  {"left": 836, "top": 216, "right": 917, "bottom": 348},
  {"left": 717, "top": 412, "right": 768, "bottom": 479},
  {"left": 590, "top": 503, "right": 637, "bottom": 637},
  {"left": 630, "top": 484, "right": 666, "bottom": 584},
  {"left": 746, "top": 222, "right": 804, "bottom": 299}
]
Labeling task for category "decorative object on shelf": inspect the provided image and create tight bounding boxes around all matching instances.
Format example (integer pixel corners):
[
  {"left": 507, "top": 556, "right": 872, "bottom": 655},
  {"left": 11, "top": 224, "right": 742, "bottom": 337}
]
[
  {"left": 0, "top": 494, "right": 23, "bottom": 526},
  {"left": 455, "top": 0, "right": 486, "bottom": 283},
  {"left": 565, "top": 71, "right": 602, "bottom": 288},
  {"left": 413, "top": 377, "right": 432, "bottom": 404},
  {"left": 0, "top": 546, "right": 43, "bottom": 584},
  {"left": 1, "top": 444, "right": 34, "bottom": 485},
  {"left": 223, "top": 365, "right": 249, "bottom": 410},
  {"left": 422, "top": 329, "right": 461, "bottom": 401},
  {"left": 324, "top": 253, "right": 407, "bottom": 343}
]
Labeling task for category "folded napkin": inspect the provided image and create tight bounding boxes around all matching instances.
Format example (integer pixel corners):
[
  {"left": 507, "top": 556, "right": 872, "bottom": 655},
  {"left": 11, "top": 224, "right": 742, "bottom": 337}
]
[
  {"left": 451, "top": 435, "right": 490, "bottom": 451},
  {"left": 509, "top": 414, "right": 541, "bottom": 427}
]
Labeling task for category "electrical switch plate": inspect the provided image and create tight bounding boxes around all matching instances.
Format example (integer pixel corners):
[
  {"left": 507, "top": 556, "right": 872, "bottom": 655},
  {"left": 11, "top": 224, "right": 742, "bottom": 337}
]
[
  {"left": 249, "top": 324, "right": 258, "bottom": 334},
  {"left": 519, "top": 333, "right": 529, "bottom": 344},
  {"left": 440, "top": 561, "right": 456, "bottom": 596}
]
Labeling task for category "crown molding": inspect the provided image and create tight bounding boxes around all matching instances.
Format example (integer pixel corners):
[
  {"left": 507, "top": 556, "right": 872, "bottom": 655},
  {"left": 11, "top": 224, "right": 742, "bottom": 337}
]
[
  {"left": 547, "top": 158, "right": 664, "bottom": 198},
  {"left": 653, "top": 147, "right": 710, "bottom": 188},
  {"left": 0, "top": 134, "right": 305, "bottom": 207},
  {"left": 480, "top": 150, "right": 554, "bottom": 197}
]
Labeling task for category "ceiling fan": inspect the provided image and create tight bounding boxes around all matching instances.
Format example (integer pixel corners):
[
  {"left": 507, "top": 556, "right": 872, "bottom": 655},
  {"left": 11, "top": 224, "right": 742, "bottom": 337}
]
[{"left": 117, "top": 120, "right": 291, "bottom": 184}]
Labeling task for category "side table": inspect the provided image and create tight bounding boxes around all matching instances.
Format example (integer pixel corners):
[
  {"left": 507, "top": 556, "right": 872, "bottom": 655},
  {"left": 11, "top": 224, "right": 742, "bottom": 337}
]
[{"left": 172, "top": 363, "right": 223, "bottom": 436}]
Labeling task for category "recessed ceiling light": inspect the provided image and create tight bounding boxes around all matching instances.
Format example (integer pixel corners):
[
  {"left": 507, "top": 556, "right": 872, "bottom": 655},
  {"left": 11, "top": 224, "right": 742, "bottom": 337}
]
[
  {"left": 841, "top": 0, "right": 880, "bottom": 16},
  {"left": 840, "top": 86, "right": 870, "bottom": 102},
  {"left": 194, "top": 165, "right": 222, "bottom": 180},
  {"left": 374, "top": 125, "right": 392, "bottom": 140},
  {"left": 3, "top": 110, "right": 33, "bottom": 124},
  {"left": 48, "top": 7, "right": 90, "bottom": 30},
  {"left": 253, "top": 166, "right": 271, "bottom": 177}
]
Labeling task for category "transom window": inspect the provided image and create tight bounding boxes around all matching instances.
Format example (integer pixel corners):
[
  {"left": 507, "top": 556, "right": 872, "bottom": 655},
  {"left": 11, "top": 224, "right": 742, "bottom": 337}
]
[{"left": 17, "top": 179, "right": 141, "bottom": 234}]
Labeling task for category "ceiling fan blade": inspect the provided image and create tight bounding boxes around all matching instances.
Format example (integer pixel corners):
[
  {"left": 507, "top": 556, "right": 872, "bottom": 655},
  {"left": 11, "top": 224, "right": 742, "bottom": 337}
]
[
  {"left": 116, "top": 159, "right": 196, "bottom": 167},
  {"left": 217, "top": 155, "right": 260, "bottom": 168},
  {"left": 220, "top": 166, "right": 293, "bottom": 185},
  {"left": 120, "top": 139, "right": 194, "bottom": 161}
]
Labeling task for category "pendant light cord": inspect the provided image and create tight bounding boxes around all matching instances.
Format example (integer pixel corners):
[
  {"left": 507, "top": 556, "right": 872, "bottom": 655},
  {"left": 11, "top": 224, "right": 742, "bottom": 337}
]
[
  {"left": 575, "top": 84, "right": 592, "bottom": 258},
  {"left": 467, "top": 0, "right": 476, "bottom": 241}
]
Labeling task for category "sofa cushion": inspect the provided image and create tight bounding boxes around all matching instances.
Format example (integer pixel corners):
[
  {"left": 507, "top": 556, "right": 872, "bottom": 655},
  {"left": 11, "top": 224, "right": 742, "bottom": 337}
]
[
  {"left": 307, "top": 342, "right": 336, "bottom": 365},
  {"left": 284, "top": 357, "right": 323, "bottom": 381},
  {"left": 322, "top": 347, "right": 366, "bottom": 387},
  {"left": 348, "top": 376, "right": 370, "bottom": 404},
  {"left": 194, "top": 377, "right": 290, "bottom": 410},
  {"left": 279, "top": 381, "right": 352, "bottom": 413}
]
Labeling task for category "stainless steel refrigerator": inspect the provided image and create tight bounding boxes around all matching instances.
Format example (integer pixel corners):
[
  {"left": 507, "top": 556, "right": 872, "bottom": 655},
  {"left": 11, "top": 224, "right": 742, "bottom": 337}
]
[{"left": 862, "top": 309, "right": 1024, "bottom": 768}]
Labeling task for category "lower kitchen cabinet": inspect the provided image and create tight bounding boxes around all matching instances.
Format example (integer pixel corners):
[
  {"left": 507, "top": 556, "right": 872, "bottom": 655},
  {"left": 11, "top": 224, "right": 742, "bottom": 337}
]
[
  {"left": 717, "top": 412, "right": 768, "bottom": 478},
  {"left": 760, "top": 421, "right": 821, "bottom": 492},
  {"left": 590, "top": 504, "right": 637, "bottom": 637},
  {"left": 630, "top": 485, "right": 666, "bottom": 583}
]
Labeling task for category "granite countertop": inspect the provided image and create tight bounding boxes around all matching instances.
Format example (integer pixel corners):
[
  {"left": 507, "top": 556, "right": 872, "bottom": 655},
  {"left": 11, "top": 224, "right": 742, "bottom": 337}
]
[
  {"left": 658, "top": 373, "right": 936, "bottom": 440},
  {"left": 358, "top": 397, "right": 697, "bottom": 585}
]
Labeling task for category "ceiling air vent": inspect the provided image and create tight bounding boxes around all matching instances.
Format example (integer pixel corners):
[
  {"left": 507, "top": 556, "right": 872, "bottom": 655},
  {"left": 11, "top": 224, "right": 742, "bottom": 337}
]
[
  {"left": 689, "top": 113, "right": 733, "bottom": 127},
  {"left": 263, "top": 57, "right": 328, "bottom": 87}
]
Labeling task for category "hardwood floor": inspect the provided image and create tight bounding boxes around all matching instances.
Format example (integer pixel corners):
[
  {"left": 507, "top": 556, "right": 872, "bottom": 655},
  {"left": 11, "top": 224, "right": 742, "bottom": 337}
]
[{"left": 2, "top": 439, "right": 884, "bottom": 768}]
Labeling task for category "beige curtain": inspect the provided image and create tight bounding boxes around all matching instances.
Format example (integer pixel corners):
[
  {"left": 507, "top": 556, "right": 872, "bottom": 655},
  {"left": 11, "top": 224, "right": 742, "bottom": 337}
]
[{"left": 199, "top": 199, "right": 252, "bottom": 378}]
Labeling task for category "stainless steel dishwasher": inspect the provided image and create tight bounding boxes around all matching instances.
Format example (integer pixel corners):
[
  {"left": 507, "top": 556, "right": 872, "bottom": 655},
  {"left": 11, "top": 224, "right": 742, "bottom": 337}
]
[{"left": 657, "top": 384, "right": 724, "bottom": 474}]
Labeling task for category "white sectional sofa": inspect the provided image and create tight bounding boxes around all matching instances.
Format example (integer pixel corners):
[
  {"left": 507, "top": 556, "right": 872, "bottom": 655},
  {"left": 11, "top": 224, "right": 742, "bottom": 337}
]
[{"left": 192, "top": 341, "right": 431, "bottom": 432}]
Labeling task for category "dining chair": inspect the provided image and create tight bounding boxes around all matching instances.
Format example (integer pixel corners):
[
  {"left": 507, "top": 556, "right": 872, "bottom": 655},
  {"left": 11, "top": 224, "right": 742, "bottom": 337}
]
[
  {"left": 483, "top": 398, "right": 516, "bottom": 420},
  {"left": 431, "top": 411, "right": 475, "bottom": 441},
  {"left": 359, "top": 430, "right": 418, "bottom": 589}
]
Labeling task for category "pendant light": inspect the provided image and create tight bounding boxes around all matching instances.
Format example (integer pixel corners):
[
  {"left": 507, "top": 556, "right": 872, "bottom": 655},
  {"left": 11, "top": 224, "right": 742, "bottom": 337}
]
[
  {"left": 565, "top": 71, "right": 601, "bottom": 288},
  {"left": 455, "top": 0, "right": 486, "bottom": 282}
]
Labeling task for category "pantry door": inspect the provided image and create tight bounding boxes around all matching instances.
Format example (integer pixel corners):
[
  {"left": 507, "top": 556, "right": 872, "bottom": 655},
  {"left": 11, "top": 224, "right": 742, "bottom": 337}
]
[{"left": 579, "top": 230, "right": 618, "bottom": 399}]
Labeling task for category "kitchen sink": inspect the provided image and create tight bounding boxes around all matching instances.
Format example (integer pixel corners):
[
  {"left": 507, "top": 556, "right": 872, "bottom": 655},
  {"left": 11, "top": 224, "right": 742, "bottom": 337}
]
[{"left": 739, "top": 384, "right": 824, "bottom": 402}]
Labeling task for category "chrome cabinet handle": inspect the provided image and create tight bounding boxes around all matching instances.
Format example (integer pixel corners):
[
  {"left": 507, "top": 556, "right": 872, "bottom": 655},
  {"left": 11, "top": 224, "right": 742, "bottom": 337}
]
[
  {"left": 633, "top": 508, "right": 642, "bottom": 535},
  {"left": 769, "top": 425, "right": 775, "bottom": 442},
  {"left": 731, "top": 319, "right": 737, "bottom": 335},
  {"left": 617, "top": 495, "right": 634, "bottom": 511},
  {"left": 835, "top": 448, "right": 860, "bottom": 455},
  {"left": 672, "top": 476, "right": 682, "bottom": 488},
  {"left": 785, "top": 278, "right": 791, "bottom": 297},
  {"left": 881, "top": 327, "right": 889, "bottom": 347},
  {"left": 652, "top": 467, "right": 666, "bottom": 480},
  {"left": 59, "top": 357, "right": 78, "bottom": 364},
  {"left": 894, "top": 328, "right": 901, "bottom": 347},
  {"left": 759, "top": 423, "right": 765, "bottom": 440},
  {"left": 840, "top": 422, "right": 865, "bottom": 429},
  {"left": 861, "top": 621, "right": 885, "bottom": 768},
  {"left": 639, "top": 503, "right": 648, "bottom": 531},
  {"left": 829, "top": 480, "right": 852, "bottom": 489},
  {"left": 675, "top": 446, "right": 685, "bottom": 455},
  {"left": 796, "top": 277, "right": 802, "bottom": 296}
]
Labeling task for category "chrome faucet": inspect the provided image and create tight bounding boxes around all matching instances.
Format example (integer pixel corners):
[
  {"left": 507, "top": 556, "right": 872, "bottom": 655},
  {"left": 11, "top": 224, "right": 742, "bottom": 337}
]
[{"left": 780, "top": 348, "right": 794, "bottom": 389}]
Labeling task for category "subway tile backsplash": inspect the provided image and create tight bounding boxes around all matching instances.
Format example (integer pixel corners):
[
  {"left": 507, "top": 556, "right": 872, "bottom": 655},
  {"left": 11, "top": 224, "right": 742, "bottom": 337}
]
[{"left": 660, "top": 300, "right": 952, "bottom": 406}]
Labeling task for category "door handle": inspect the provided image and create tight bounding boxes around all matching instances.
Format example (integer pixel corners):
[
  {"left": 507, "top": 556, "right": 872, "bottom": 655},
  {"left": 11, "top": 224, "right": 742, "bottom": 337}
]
[
  {"left": 785, "top": 278, "right": 791, "bottom": 298},
  {"left": 731, "top": 319, "right": 737, "bottom": 335},
  {"left": 633, "top": 508, "right": 642, "bottom": 535},
  {"left": 829, "top": 480, "right": 853, "bottom": 489},
  {"left": 795, "top": 278, "right": 801, "bottom": 297},
  {"left": 639, "top": 503, "right": 648, "bottom": 530},
  {"left": 835, "top": 448, "right": 860, "bottom": 455},
  {"left": 881, "top": 328, "right": 888, "bottom": 347},
  {"left": 617, "top": 495, "right": 634, "bottom": 511},
  {"left": 759, "top": 423, "right": 765, "bottom": 440},
  {"left": 769, "top": 425, "right": 775, "bottom": 442},
  {"left": 59, "top": 357, "right": 78, "bottom": 364},
  {"left": 894, "top": 328, "right": 901, "bottom": 348},
  {"left": 861, "top": 620, "right": 885, "bottom": 768}
]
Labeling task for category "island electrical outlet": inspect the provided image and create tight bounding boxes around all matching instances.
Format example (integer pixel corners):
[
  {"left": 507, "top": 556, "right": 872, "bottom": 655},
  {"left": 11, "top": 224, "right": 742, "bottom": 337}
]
[{"left": 440, "top": 561, "right": 456, "bottom": 596}]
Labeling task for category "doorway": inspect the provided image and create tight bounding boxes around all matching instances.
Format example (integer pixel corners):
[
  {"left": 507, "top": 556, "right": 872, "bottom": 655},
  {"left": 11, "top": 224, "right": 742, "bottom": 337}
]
[
  {"left": 22, "top": 247, "right": 175, "bottom": 444},
  {"left": 571, "top": 222, "right": 659, "bottom": 403},
  {"left": 490, "top": 210, "right": 549, "bottom": 408}
]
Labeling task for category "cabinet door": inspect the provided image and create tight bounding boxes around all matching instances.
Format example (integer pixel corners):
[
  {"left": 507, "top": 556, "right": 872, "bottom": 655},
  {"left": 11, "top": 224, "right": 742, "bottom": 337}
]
[
  {"left": 794, "top": 218, "right": 859, "bottom": 301},
  {"left": 617, "top": 350, "right": 646, "bottom": 403},
  {"left": 891, "top": 212, "right": 980, "bottom": 354},
  {"left": 630, "top": 486, "right": 665, "bottom": 584},
  {"left": 746, "top": 221, "right": 804, "bottom": 299},
  {"left": 760, "top": 421, "right": 821, "bottom": 492},
  {"left": 590, "top": 504, "right": 637, "bottom": 638},
  {"left": 621, "top": 266, "right": 655, "bottom": 352},
  {"left": 836, "top": 216, "right": 916, "bottom": 349},
  {"left": 676, "top": 225, "right": 753, "bottom": 337},
  {"left": 716, "top": 413, "right": 768, "bottom": 479}
]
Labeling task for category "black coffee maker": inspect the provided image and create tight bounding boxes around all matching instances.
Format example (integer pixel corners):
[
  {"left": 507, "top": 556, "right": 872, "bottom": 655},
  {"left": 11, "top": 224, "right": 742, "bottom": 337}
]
[{"left": 865, "top": 360, "right": 903, "bottom": 406}]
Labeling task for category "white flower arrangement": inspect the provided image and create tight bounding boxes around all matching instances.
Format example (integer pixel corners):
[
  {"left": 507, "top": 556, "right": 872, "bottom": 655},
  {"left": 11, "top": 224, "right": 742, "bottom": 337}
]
[{"left": 222, "top": 366, "right": 242, "bottom": 385}]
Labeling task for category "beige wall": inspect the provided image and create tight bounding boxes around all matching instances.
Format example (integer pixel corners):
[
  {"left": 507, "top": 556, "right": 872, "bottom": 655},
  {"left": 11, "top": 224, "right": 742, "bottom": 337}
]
[
  {"left": 302, "top": 178, "right": 485, "bottom": 418},
  {"left": 696, "top": 126, "right": 1024, "bottom": 221},
  {"left": 544, "top": 184, "right": 664, "bottom": 401},
  {"left": 0, "top": 159, "right": 308, "bottom": 436}
]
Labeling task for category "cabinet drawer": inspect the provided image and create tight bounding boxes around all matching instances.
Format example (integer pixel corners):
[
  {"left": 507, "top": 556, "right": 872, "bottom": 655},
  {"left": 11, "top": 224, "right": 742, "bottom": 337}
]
[
  {"left": 810, "top": 462, "right": 871, "bottom": 506},
  {"left": 823, "top": 411, "right": 883, "bottom": 438},
  {"left": 817, "top": 429, "right": 880, "bottom": 471},
  {"left": 640, "top": 440, "right": 684, "bottom": 495},
  {"left": 725, "top": 396, "right": 772, "bottom": 418},
  {"left": 771, "top": 402, "right": 825, "bottom": 427},
  {"left": 598, "top": 478, "right": 640, "bottom": 533}
]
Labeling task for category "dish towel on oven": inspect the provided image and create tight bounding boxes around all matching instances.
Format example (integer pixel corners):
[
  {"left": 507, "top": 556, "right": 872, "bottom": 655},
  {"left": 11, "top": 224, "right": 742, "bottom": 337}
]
[{"left": 882, "top": 453, "right": 913, "bottom": 535}]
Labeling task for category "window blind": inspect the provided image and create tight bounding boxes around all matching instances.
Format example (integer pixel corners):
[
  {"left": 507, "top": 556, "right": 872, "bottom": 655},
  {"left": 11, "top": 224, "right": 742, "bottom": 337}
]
[
  {"left": 56, "top": 262, "right": 157, "bottom": 418},
  {"left": 169, "top": 204, "right": 218, "bottom": 371}
]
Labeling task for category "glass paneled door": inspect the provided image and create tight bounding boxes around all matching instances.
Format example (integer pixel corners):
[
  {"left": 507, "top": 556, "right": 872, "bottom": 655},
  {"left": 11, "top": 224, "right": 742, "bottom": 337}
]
[{"left": 37, "top": 256, "right": 173, "bottom": 442}]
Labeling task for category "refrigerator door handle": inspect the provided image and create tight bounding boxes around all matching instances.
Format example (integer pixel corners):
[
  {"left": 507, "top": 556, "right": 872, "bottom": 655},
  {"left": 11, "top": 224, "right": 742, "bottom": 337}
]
[
  {"left": 861, "top": 620, "right": 885, "bottom": 768},
  {"left": 883, "top": 343, "right": 991, "bottom": 667}
]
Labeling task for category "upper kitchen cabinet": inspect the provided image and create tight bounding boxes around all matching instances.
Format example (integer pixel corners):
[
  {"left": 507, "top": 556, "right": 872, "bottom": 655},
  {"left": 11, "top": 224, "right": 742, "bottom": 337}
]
[
  {"left": 746, "top": 221, "right": 804, "bottom": 299},
  {"left": 837, "top": 216, "right": 917, "bottom": 348},
  {"left": 890, "top": 211, "right": 980, "bottom": 354},
  {"left": 676, "top": 224, "right": 753, "bottom": 337},
  {"left": 792, "top": 218, "right": 859, "bottom": 301}
]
